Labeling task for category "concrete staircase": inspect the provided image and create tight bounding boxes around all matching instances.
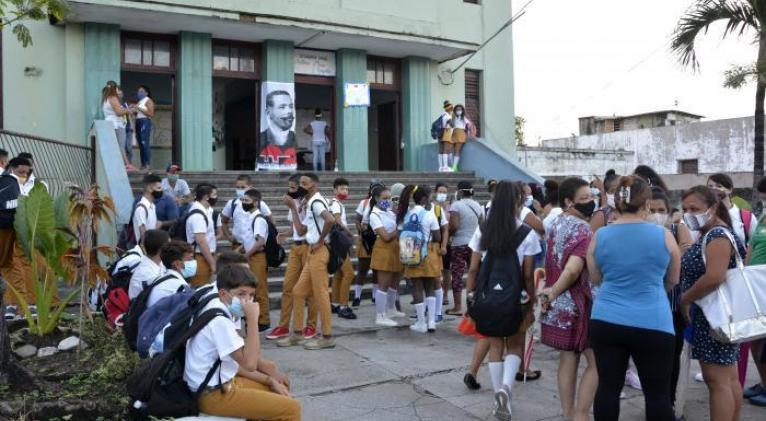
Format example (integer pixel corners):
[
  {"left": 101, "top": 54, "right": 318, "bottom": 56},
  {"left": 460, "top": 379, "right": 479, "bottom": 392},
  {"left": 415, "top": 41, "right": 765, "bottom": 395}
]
[{"left": 128, "top": 171, "right": 490, "bottom": 309}]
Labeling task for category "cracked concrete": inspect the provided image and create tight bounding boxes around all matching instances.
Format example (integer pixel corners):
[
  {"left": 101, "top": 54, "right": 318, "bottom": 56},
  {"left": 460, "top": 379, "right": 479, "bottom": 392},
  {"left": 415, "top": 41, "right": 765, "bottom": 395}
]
[{"left": 262, "top": 302, "right": 766, "bottom": 420}]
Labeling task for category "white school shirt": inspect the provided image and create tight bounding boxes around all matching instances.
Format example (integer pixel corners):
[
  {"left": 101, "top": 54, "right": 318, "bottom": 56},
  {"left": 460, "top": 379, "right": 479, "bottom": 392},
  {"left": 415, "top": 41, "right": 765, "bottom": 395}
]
[
  {"left": 113, "top": 245, "right": 144, "bottom": 275},
  {"left": 303, "top": 192, "right": 330, "bottom": 245},
  {"left": 185, "top": 202, "right": 217, "bottom": 253},
  {"left": 453, "top": 115, "right": 467, "bottom": 130},
  {"left": 244, "top": 210, "right": 270, "bottom": 254},
  {"left": 128, "top": 256, "right": 167, "bottom": 299},
  {"left": 729, "top": 204, "right": 758, "bottom": 245},
  {"left": 356, "top": 199, "right": 371, "bottom": 224},
  {"left": 369, "top": 207, "right": 398, "bottom": 235},
  {"left": 132, "top": 196, "right": 158, "bottom": 243},
  {"left": 329, "top": 198, "right": 348, "bottom": 227},
  {"left": 468, "top": 220, "right": 542, "bottom": 264},
  {"left": 399, "top": 205, "right": 440, "bottom": 242},
  {"left": 286, "top": 199, "right": 307, "bottom": 242},
  {"left": 146, "top": 269, "right": 188, "bottom": 308},
  {"left": 184, "top": 296, "right": 243, "bottom": 392}
]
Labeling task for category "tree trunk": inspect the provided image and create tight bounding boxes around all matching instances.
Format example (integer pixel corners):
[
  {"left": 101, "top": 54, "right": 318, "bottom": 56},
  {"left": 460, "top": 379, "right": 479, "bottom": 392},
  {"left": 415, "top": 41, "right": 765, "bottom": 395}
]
[{"left": 752, "top": 33, "right": 766, "bottom": 210}]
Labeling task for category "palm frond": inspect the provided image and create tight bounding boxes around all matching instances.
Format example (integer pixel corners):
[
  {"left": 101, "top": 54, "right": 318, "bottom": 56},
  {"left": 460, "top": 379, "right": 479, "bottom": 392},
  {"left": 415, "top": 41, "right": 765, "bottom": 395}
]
[{"left": 671, "top": 0, "right": 760, "bottom": 70}]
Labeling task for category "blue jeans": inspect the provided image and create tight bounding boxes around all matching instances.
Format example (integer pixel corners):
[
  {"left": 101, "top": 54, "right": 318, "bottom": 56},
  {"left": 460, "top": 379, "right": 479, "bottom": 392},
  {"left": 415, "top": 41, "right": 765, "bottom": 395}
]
[
  {"left": 312, "top": 143, "right": 327, "bottom": 171},
  {"left": 124, "top": 125, "right": 133, "bottom": 163},
  {"left": 135, "top": 118, "right": 153, "bottom": 168}
]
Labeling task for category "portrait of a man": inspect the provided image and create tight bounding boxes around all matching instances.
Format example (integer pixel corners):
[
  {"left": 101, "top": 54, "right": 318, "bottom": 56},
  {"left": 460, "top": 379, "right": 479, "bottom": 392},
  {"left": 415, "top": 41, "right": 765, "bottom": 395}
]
[{"left": 258, "top": 83, "right": 297, "bottom": 171}]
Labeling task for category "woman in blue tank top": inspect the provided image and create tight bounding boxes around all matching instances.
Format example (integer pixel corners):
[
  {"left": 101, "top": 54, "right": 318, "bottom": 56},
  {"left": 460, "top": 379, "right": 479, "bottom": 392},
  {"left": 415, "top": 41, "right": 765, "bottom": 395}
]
[{"left": 586, "top": 176, "right": 681, "bottom": 421}]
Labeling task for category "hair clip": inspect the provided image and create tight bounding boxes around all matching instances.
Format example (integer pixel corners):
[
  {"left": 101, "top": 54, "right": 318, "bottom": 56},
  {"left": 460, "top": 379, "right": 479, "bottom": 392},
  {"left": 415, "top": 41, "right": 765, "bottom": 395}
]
[
  {"left": 620, "top": 186, "right": 631, "bottom": 203},
  {"left": 413, "top": 185, "right": 419, "bottom": 194}
]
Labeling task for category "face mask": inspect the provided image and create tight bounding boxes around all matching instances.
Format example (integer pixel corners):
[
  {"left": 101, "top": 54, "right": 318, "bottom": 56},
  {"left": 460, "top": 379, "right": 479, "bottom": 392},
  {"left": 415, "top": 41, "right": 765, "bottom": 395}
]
[
  {"left": 573, "top": 200, "right": 597, "bottom": 218},
  {"left": 242, "top": 202, "right": 255, "bottom": 212},
  {"left": 590, "top": 187, "right": 600, "bottom": 197},
  {"left": 151, "top": 190, "right": 163, "bottom": 200},
  {"left": 436, "top": 193, "right": 448, "bottom": 203},
  {"left": 524, "top": 195, "right": 534, "bottom": 207},
  {"left": 456, "top": 110, "right": 463, "bottom": 116},
  {"left": 683, "top": 209, "right": 712, "bottom": 231},
  {"left": 606, "top": 194, "right": 616, "bottom": 209},
  {"left": 207, "top": 197, "right": 218, "bottom": 207},
  {"left": 650, "top": 213, "right": 669, "bottom": 227},
  {"left": 137, "top": 91, "right": 147, "bottom": 100},
  {"left": 182, "top": 259, "right": 197, "bottom": 278},
  {"left": 228, "top": 296, "right": 245, "bottom": 319},
  {"left": 378, "top": 199, "right": 392, "bottom": 211},
  {"left": 17, "top": 176, "right": 28, "bottom": 185},
  {"left": 336, "top": 193, "right": 348, "bottom": 201},
  {"left": 168, "top": 174, "right": 179, "bottom": 183},
  {"left": 235, "top": 189, "right": 246, "bottom": 199},
  {"left": 289, "top": 186, "right": 308, "bottom": 199}
]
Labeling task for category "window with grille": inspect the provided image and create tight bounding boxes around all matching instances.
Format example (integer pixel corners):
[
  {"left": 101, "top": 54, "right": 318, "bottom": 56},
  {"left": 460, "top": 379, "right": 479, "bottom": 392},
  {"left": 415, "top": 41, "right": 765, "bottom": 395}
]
[
  {"left": 122, "top": 35, "right": 174, "bottom": 70},
  {"left": 465, "top": 69, "right": 482, "bottom": 137},
  {"left": 367, "top": 57, "right": 399, "bottom": 89},
  {"left": 679, "top": 159, "right": 698, "bottom": 174},
  {"left": 213, "top": 42, "right": 258, "bottom": 78}
]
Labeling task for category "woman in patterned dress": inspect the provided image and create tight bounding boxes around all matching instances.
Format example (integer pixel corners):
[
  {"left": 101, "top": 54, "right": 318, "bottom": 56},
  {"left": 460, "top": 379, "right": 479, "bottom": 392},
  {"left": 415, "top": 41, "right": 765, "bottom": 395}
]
[
  {"left": 539, "top": 177, "right": 598, "bottom": 421},
  {"left": 680, "top": 186, "right": 745, "bottom": 421}
]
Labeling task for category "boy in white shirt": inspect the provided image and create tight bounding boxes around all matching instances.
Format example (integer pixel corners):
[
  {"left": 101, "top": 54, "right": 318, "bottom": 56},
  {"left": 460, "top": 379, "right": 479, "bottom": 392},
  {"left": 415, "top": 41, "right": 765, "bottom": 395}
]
[
  {"left": 147, "top": 241, "right": 195, "bottom": 307},
  {"left": 128, "top": 229, "right": 169, "bottom": 299},
  {"left": 329, "top": 178, "right": 357, "bottom": 320},
  {"left": 186, "top": 184, "right": 218, "bottom": 287},
  {"left": 222, "top": 175, "right": 274, "bottom": 248},
  {"left": 241, "top": 188, "right": 271, "bottom": 332},
  {"left": 186, "top": 264, "right": 301, "bottom": 420},
  {"left": 132, "top": 174, "right": 163, "bottom": 244}
]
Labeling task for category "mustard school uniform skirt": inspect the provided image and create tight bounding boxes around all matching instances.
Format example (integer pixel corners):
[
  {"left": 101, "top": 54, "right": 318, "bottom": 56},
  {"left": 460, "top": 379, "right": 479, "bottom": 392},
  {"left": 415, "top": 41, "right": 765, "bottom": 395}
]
[
  {"left": 440, "top": 127, "right": 454, "bottom": 143},
  {"left": 404, "top": 243, "right": 442, "bottom": 278},
  {"left": 370, "top": 237, "right": 402, "bottom": 273},
  {"left": 356, "top": 237, "right": 371, "bottom": 259},
  {"left": 452, "top": 128, "right": 467, "bottom": 144}
]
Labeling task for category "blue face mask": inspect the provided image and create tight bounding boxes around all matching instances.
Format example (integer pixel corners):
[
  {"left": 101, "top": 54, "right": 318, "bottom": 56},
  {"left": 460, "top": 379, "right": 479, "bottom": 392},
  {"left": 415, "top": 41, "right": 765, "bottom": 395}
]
[
  {"left": 137, "top": 91, "right": 147, "bottom": 100},
  {"left": 182, "top": 259, "right": 197, "bottom": 279},
  {"left": 378, "top": 199, "right": 392, "bottom": 211},
  {"left": 235, "top": 189, "right": 246, "bottom": 199},
  {"left": 228, "top": 296, "right": 245, "bottom": 318}
]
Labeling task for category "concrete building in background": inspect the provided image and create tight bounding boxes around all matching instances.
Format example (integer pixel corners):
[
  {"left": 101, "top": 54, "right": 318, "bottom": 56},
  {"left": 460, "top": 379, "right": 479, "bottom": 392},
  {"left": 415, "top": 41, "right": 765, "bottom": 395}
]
[
  {"left": 578, "top": 110, "right": 703, "bottom": 136},
  {"left": 1, "top": 0, "right": 517, "bottom": 172}
]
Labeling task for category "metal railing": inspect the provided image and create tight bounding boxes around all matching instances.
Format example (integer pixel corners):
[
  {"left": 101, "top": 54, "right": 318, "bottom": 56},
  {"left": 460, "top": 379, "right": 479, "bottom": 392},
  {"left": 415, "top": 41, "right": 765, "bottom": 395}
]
[{"left": 0, "top": 130, "right": 94, "bottom": 198}]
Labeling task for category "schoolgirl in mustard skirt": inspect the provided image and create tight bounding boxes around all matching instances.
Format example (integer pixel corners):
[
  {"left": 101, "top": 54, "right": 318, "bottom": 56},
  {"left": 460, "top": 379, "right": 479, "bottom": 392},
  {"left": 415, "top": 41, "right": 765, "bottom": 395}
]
[
  {"left": 404, "top": 242, "right": 442, "bottom": 278},
  {"left": 371, "top": 237, "right": 402, "bottom": 273}
]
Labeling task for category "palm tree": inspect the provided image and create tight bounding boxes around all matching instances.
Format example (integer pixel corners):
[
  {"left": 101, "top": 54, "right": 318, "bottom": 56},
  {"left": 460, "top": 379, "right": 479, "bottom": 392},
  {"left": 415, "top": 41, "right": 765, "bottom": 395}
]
[{"left": 671, "top": 0, "right": 766, "bottom": 207}]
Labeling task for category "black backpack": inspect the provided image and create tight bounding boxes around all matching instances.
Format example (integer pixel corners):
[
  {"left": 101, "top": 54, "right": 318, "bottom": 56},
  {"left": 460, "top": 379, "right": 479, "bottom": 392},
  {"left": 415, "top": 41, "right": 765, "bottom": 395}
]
[
  {"left": 252, "top": 214, "right": 286, "bottom": 268},
  {"left": 123, "top": 273, "right": 179, "bottom": 351},
  {"left": 169, "top": 208, "right": 207, "bottom": 241},
  {"left": 117, "top": 202, "right": 148, "bottom": 252},
  {"left": 310, "top": 199, "right": 354, "bottom": 273},
  {"left": 126, "top": 307, "right": 226, "bottom": 420},
  {"left": 430, "top": 115, "right": 444, "bottom": 140},
  {"left": 468, "top": 225, "right": 531, "bottom": 338}
]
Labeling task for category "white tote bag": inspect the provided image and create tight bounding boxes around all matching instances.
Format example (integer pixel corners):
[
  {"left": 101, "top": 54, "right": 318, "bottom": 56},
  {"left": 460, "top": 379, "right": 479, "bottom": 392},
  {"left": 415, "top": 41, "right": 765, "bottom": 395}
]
[{"left": 696, "top": 229, "right": 766, "bottom": 344}]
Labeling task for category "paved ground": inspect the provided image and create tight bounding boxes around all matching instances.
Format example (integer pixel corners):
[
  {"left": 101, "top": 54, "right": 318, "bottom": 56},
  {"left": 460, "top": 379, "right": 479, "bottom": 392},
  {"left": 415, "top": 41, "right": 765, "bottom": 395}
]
[{"left": 262, "top": 299, "right": 766, "bottom": 421}]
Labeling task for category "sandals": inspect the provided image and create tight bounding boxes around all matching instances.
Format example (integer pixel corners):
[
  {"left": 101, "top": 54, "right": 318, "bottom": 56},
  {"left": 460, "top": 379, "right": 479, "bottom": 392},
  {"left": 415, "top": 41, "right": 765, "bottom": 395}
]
[
  {"left": 516, "top": 370, "right": 542, "bottom": 382},
  {"left": 445, "top": 309, "right": 463, "bottom": 316},
  {"left": 463, "top": 373, "right": 481, "bottom": 390}
]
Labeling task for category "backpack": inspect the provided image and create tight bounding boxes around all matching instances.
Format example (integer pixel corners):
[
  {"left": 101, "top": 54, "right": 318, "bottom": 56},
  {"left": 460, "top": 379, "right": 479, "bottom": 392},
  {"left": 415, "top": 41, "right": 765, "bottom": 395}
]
[
  {"left": 468, "top": 225, "right": 531, "bottom": 338},
  {"left": 399, "top": 209, "right": 429, "bottom": 266},
  {"left": 117, "top": 202, "right": 148, "bottom": 252},
  {"left": 310, "top": 199, "right": 353, "bottom": 273},
  {"left": 430, "top": 115, "right": 444, "bottom": 140},
  {"left": 144, "top": 286, "right": 219, "bottom": 358},
  {"left": 253, "top": 214, "right": 286, "bottom": 268},
  {"left": 126, "top": 308, "right": 226, "bottom": 420},
  {"left": 123, "top": 273, "right": 178, "bottom": 352},
  {"left": 102, "top": 251, "right": 142, "bottom": 329},
  {"left": 169, "top": 208, "right": 207, "bottom": 241},
  {"left": 360, "top": 199, "right": 377, "bottom": 253}
]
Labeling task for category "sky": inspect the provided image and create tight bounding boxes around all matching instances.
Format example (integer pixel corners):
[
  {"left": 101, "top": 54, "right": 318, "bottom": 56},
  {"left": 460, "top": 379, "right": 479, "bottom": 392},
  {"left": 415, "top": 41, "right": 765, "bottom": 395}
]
[{"left": 512, "top": 0, "right": 757, "bottom": 144}]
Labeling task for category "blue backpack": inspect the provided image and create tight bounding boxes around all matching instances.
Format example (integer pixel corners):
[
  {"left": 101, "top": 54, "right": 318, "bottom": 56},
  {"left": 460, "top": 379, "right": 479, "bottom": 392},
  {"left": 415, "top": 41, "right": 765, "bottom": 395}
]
[
  {"left": 136, "top": 285, "right": 215, "bottom": 358},
  {"left": 399, "top": 209, "right": 428, "bottom": 266},
  {"left": 430, "top": 116, "right": 444, "bottom": 140}
]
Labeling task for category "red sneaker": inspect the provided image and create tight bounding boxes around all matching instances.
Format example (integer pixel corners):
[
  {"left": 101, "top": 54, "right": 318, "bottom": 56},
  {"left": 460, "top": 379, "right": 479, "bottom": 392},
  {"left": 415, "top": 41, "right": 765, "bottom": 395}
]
[
  {"left": 302, "top": 326, "right": 318, "bottom": 340},
  {"left": 266, "top": 326, "right": 290, "bottom": 340}
]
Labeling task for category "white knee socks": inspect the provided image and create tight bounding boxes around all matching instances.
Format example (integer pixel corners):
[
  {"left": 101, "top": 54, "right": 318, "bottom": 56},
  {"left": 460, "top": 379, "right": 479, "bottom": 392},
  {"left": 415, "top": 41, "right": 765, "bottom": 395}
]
[
  {"left": 375, "top": 289, "right": 387, "bottom": 315},
  {"left": 425, "top": 297, "right": 436, "bottom": 325},
  {"left": 415, "top": 302, "right": 426, "bottom": 323},
  {"left": 448, "top": 153, "right": 454, "bottom": 167},
  {"left": 453, "top": 156, "right": 460, "bottom": 168},
  {"left": 488, "top": 362, "right": 504, "bottom": 392},
  {"left": 434, "top": 289, "right": 444, "bottom": 316},
  {"left": 387, "top": 288, "right": 397, "bottom": 310},
  {"left": 354, "top": 284, "right": 362, "bottom": 300},
  {"left": 503, "top": 355, "right": 522, "bottom": 391}
]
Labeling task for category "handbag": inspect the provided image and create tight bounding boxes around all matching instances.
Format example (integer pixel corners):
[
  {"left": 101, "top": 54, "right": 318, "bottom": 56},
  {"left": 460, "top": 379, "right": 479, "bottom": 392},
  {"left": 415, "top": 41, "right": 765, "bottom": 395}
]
[{"left": 695, "top": 229, "right": 766, "bottom": 344}]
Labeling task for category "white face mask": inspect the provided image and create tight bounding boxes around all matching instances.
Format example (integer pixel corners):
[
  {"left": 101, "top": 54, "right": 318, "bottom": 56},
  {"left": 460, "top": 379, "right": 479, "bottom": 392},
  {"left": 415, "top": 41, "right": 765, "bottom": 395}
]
[
  {"left": 436, "top": 193, "right": 448, "bottom": 203},
  {"left": 650, "top": 213, "right": 669, "bottom": 227},
  {"left": 524, "top": 195, "right": 534, "bottom": 207},
  {"left": 606, "top": 194, "right": 616, "bottom": 209},
  {"left": 683, "top": 209, "right": 712, "bottom": 231}
]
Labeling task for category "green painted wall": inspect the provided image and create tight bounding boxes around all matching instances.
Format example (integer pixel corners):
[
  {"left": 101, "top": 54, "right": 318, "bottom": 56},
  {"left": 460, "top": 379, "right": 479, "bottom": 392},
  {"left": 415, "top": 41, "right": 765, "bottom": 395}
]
[
  {"left": 262, "top": 40, "right": 294, "bottom": 83},
  {"left": 84, "top": 23, "right": 121, "bottom": 139},
  {"left": 178, "top": 31, "right": 213, "bottom": 170},
  {"left": 402, "top": 57, "right": 431, "bottom": 171},
  {"left": 335, "top": 49, "right": 368, "bottom": 171}
]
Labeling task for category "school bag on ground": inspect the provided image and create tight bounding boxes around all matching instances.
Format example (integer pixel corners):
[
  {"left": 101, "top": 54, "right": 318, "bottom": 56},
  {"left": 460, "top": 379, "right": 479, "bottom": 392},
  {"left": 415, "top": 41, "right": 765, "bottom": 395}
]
[
  {"left": 169, "top": 208, "right": 207, "bottom": 241},
  {"left": 102, "top": 251, "right": 142, "bottom": 329},
  {"left": 399, "top": 209, "right": 428, "bottom": 266},
  {"left": 253, "top": 214, "right": 286, "bottom": 268},
  {"left": 309, "top": 199, "right": 353, "bottom": 273},
  {"left": 117, "top": 201, "right": 148, "bottom": 252},
  {"left": 123, "top": 273, "right": 179, "bottom": 352},
  {"left": 469, "top": 224, "right": 531, "bottom": 338},
  {"left": 126, "top": 307, "right": 226, "bottom": 420}
]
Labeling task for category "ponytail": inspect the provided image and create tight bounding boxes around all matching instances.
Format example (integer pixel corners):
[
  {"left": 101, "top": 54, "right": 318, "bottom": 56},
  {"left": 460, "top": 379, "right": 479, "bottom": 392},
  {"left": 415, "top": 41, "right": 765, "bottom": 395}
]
[
  {"left": 368, "top": 185, "right": 388, "bottom": 220},
  {"left": 615, "top": 176, "right": 651, "bottom": 214},
  {"left": 396, "top": 185, "right": 416, "bottom": 224}
]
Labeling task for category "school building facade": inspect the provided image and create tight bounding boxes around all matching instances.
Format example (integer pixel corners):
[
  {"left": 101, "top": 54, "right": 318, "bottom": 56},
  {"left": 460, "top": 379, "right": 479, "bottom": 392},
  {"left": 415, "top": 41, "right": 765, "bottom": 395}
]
[{"left": 2, "top": 0, "right": 516, "bottom": 172}]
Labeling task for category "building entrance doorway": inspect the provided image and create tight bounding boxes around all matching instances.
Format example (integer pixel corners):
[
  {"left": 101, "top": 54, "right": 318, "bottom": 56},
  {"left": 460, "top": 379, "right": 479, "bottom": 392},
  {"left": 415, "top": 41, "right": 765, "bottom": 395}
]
[
  {"left": 213, "top": 77, "right": 258, "bottom": 170},
  {"left": 368, "top": 89, "right": 400, "bottom": 171},
  {"left": 295, "top": 78, "right": 334, "bottom": 171}
]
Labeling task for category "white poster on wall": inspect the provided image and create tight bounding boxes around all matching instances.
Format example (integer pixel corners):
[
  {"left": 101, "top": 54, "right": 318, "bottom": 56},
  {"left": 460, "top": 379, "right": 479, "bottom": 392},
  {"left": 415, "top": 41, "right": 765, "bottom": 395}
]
[
  {"left": 344, "top": 82, "right": 370, "bottom": 107},
  {"left": 294, "top": 49, "right": 336, "bottom": 77},
  {"left": 258, "top": 81, "right": 297, "bottom": 171}
]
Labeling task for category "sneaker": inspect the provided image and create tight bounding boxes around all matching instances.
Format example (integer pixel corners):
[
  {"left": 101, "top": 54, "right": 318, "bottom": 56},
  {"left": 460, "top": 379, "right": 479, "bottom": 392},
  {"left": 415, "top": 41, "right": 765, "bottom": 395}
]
[
  {"left": 493, "top": 387, "right": 511, "bottom": 420},
  {"left": 352, "top": 297, "right": 361, "bottom": 308},
  {"left": 694, "top": 372, "right": 704, "bottom": 382},
  {"left": 749, "top": 392, "right": 766, "bottom": 407},
  {"left": 303, "top": 337, "right": 336, "bottom": 350},
  {"left": 386, "top": 309, "right": 406, "bottom": 318},
  {"left": 463, "top": 373, "right": 481, "bottom": 390},
  {"left": 126, "top": 163, "right": 137, "bottom": 172},
  {"left": 435, "top": 315, "right": 444, "bottom": 323},
  {"left": 276, "top": 335, "right": 305, "bottom": 348},
  {"left": 395, "top": 299, "right": 402, "bottom": 312},
  {"left": 302, "top": 326, "right": 318, "bottom": 340},
  {"left": 338, "top": 306, "right": 357, "bottom": 320},
  {"left": 427, "top": 320, "right": 436, "bottom": 332},
  {"left": 375, "top": 314, "right": 398, "bottom": 327},
  {"left": 266, "top": 326, "right": 290, "bottom": 340},
  {"left": 744, "top": 383, "right": 766, "bottom": 399},
  {"left": 258, "top": 324, "right": 270, "bottom": 333},
  {"left": 331, "top": 304, "right": 340, "bottom": 314},
  {"left": 410, "top": 321, "right": 427, "bottom": 333},
  {"left": 625, "top": 369, "right": 642, "bottom": 390},
  {"left": 4, "top": 305, "right": 17, "bottom": 320}
]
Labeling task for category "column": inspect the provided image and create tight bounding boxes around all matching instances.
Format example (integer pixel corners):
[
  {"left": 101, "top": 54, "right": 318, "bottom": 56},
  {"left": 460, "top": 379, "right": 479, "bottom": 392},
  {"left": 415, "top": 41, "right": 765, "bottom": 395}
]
[
  {"left": 262, "top": 40, "right": 294, "bottom": 82},
  {"left": 83, "top": 23, "right": 120, "bottom": 138},
  {"left": 178, "top": 31, "right": 213, "bottom": 170},
  {"left": 335, "top": 49, "right": 368, "bottom": 171},
  {"left": 401, "top": 56, "right": 431, "bottom": 171}
]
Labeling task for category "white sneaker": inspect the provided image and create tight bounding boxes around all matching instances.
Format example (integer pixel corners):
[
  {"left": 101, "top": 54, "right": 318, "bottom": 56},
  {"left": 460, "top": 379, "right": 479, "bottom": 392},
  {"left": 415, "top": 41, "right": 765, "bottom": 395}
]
[
  {"left": 386, "top": 309, "right": 406, "bottom": 318},
  {"left": 427, "top": 320, "right": 436, "bottom": 332},
  {"left": 493, "top": 386, "right": 512, "bottom": 420},
  {"left": 409, "top": 321, "right": 428, "bottom": 333},
  {"left": 694, "top": 372, "right": 704, "bottom": 382},
  {"left": 625, "top": 369, "right": 642, "bottom": 390},
  {"left": 375, "top": 314, "right": 398, "bottom": 327}
]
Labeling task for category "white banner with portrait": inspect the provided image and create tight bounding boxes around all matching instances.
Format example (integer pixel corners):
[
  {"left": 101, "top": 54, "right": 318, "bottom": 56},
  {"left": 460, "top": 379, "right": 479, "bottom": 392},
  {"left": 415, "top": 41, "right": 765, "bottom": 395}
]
[{"left": 258, "top": 81, "right": 297, "bottom": 171}]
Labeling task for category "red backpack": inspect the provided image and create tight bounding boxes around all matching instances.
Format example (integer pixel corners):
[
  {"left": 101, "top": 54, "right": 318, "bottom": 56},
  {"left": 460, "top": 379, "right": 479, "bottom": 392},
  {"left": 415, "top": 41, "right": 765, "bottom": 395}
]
[{"left": 102, "top": 251, "right": 141, "bottom": 330}]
